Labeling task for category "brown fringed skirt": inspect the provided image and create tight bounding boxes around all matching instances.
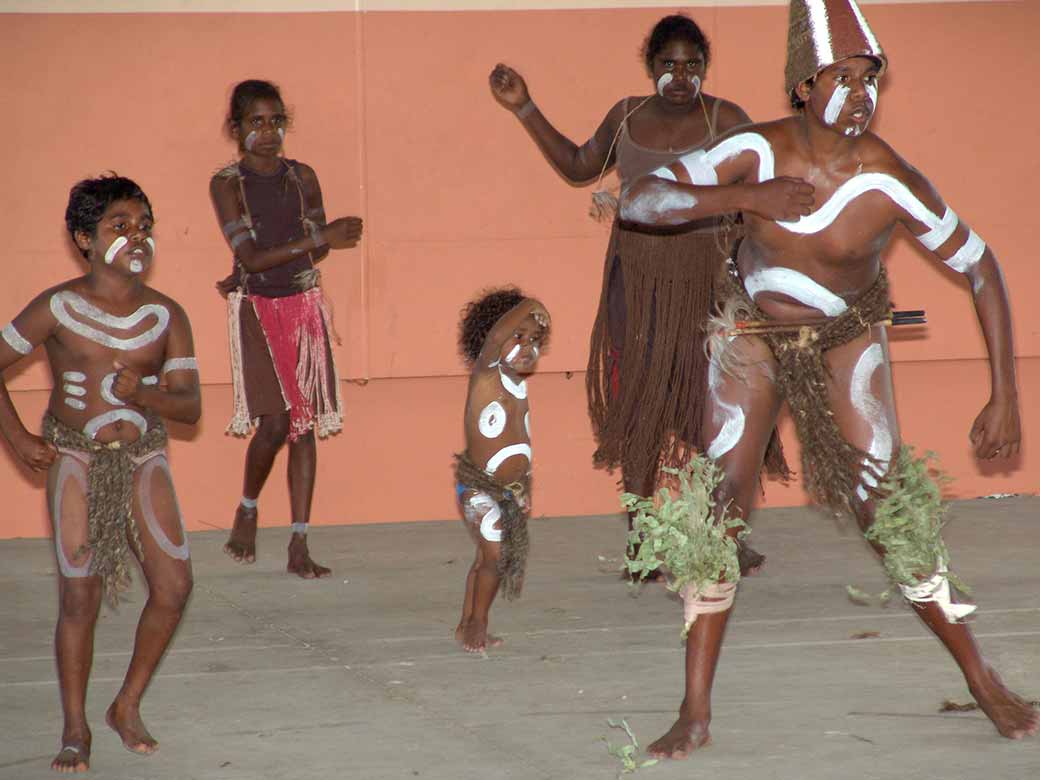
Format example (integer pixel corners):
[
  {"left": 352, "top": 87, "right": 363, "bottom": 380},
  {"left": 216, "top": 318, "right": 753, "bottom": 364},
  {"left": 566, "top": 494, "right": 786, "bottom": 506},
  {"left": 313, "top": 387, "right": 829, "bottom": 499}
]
[{"left": 586, "top": 217, "right": 737, "bottom": 485}]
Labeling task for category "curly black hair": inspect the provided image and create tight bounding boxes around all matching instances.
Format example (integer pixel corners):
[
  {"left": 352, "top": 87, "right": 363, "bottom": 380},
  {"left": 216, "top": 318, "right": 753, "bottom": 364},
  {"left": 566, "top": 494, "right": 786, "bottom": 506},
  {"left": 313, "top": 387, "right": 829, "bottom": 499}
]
[
  {"left": 225, "top": 79, "right": 292, "bottom": 140},
  {"left": 65, "top": 174, "right": 153, "bottom": 259},
  {"left": 642, "top": 14, "right": 711, "bottom": 73},
  {"left": 458, "top": 287, "right": 526, "bottom": 366}
]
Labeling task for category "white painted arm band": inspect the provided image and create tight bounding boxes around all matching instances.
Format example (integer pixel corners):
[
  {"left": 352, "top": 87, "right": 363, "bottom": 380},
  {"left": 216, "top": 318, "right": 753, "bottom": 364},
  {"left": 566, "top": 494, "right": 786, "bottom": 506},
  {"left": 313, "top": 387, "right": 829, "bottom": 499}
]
[
  {"left": 899, "top": 565, "right": 976, "bottom": 623},
  {"left": 1, "top": 323, "right": 32, "bottom": 355},
  {"left": 944, "top": 230, "right": 986, "bottom": 273},
  {"left": 221, "top": 218, "right": 248, "bottom": 238},
  {"left": 162, "top": 357, "right": 198, "bottom": 374},
  {"left": 229, "top": 231, "right": 253, "bottom": 250},
  {"left": 916, "top": 207, "right": 958, "bottom": 251},
  {"left": 651, "top": 167, "right": 677, "bottom": 182}
]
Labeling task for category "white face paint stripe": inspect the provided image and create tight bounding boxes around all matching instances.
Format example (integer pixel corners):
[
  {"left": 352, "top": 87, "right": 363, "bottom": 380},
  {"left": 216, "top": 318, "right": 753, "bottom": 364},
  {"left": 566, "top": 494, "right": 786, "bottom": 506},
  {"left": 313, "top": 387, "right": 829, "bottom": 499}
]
[
  {"left": 145, "top": 237, "right": 155, "bottom": 255},
  {"left": 244, "top": 130, "right": 258, "bottom": 151},
  {"left": 917, "top": 207, "right": 958, "bottom": 251},
  {"left": 63, "top": 371, "right": 86, "bottom": 382},
  {"left": 64, "top": 397, "right": 87, "bottom": 411},
  {"left": 2, "top": 323, "right": 33, "bottom": 355},
  {"left": 850, "top": 344, "right": 892, "bottom": 503},
  {"left": 162, "top": 357, "right": 198, "bottom": 374},
  {"left": 656, "top": 72, "right": 673, "bottom": 97},
  {"left": 485, "top": 442, "right": 531, "bottom": 474},
  {"left": 945, "top": 231, "right": 986, "bottom": 273},
  {"left": 805, "top": 0, "right": 835, "bottom": 65},
  {"left": 138, "top": 455, "right": 190, "bottom": 561},
  {"left": 83, "top": 409, "right": 148, "bottom": 440},
  {"left": 689, "top": 74, "right": 701, "bottom": 97},
  {"left": 504, "top": 344, "right": 521, "bottom": 364},
  {"left": 104, "top": 236, "right": 128, "bottom": 265},
  {"left": 498, "top": 366, "right": 527, "bottom": 399},
  {"left": 63, "top": 384, "right": 87, "bottom": 397},
  {"left": 777, "top": 173, "right": 943, "bottom": 235},
  {"left": 51, "top": 457, "right": 92, "bottom": 578},
  {"left": 478, "top": 400, "right": 507, "bottom": 439},
  {"left": 744, "top": 267, "right": 848, "bottom": 316},
  {"left": 49, "top": 291, "right": 170, "bottom": 352},
  {"left": 277, "top": 128, "right": 286, "bottom": 142},
  {"left": 142, "top": 375, "right": 159, "bottom": 385},
  {"left": 100, "top": 373, "right": 124, "bottom": 407},
  {"left": 823, "top": 84, "right": 849, "bottom": 126},
  {"left": 866, "top": 83, "right": 878, "bottom": 110}
]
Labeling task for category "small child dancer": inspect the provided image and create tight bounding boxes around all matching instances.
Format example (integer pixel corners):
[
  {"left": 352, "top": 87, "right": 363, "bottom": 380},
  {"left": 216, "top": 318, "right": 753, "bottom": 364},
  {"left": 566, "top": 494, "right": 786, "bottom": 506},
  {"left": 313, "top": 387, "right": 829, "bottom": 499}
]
[{"left": 454, "top": 289, "right": 550, "bottom": 653}]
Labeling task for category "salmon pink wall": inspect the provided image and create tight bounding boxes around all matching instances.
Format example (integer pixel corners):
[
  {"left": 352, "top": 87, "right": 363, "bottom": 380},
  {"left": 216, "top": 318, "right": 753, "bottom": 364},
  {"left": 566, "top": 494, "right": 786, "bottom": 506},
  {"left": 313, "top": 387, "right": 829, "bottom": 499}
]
[{"left": 0, "top": 1, "right": 1035, "bottom": 540}]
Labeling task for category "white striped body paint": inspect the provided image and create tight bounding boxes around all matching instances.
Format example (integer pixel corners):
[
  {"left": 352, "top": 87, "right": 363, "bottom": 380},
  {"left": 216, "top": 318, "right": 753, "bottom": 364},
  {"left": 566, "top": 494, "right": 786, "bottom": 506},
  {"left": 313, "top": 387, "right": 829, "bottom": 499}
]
[
  {"left": 706, "top": 348, "right": 745, "bottom": 461},
  {"left": 486, "top": 442, "right": 531, "bottom": 474},
  {"left": 462, "top": 492, "right": 502, "bottom": 543},
  {"left": 850, "top": 343, "right": 892, "bottom": 502},
  {"left": 162, "top": 357, "right": 198, "bottom": 374},
  {"left": 499, "top": 366, "right": 527, "bottom": 400},
  {"left": 524, "top": 411, "right": 530, "bottom": 437},
  {"left": 946, "top": 230, "right": 986, "bottom": 273},
  {"left": 656, "top": 72, "right": 672, "bottom": 96},
  {"left": 2, "top": 323, "right": 32, "bottom": 355},
  {"left": 49, "top": 291, "right": 170, "bottom": 351},
  {"left": 104, "top": 236, "right": 128, "bottom": 265},
  {"left": 620, "top": 179, "right": 698, "bottom": 225},
  {"left": 100, "top": 373, "right": 124, "bottom": 406},
  {"left": 63, "top": 371, "right": 86, "bottom": 382},
  {"left": 823, "top": 84, "right": 850, "bottom": 126},
  {"left": 63, "top": 383, "right": 86, "bottom": 397},
  {"left": 64, "top": 398, "right": 87, "bottom": 411},
  {"left": 661, "top": 132, "right": 776, "bottom": 186},
  {"left": 138, "top": 454, "right": 190, "bottom": 560},
  {"left": 504, "top": 343, "right": 521, "bottom": 366},
  {"left": 50, "top": 456, "right": 92, "bottom": 578},
  {"left": 744, "top": 266, "right": 848, "bottom": 316},
  {"left": 478, "top": 401, "right": 507, "bottom": 439},
  {"left": 83, "top": 409, "right": 148, "bottom": 440},
  {"left": 244, "top": 130, "right": 258, "bottom": 151}
]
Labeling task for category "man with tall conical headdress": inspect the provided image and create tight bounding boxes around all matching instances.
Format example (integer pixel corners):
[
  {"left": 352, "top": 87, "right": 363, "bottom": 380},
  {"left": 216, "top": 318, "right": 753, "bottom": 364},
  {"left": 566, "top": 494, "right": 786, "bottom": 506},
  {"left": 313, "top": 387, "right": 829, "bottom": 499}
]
[{"left": 619, "top": 0, "right": 1037, "bottom": 759}]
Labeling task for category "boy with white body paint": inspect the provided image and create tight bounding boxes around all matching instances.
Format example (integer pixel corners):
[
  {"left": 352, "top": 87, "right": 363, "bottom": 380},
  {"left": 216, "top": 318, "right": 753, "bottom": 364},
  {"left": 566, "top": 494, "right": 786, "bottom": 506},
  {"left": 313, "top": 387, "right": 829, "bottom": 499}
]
[
  {"left": 620, "top": 0, "right": 1037, "bottom": 759},
  {"left": 454, "top": 289, "right": 550, "bottom": 653},
  {"left": 0, "top": 175, "right": 201, "bottom": 772}
]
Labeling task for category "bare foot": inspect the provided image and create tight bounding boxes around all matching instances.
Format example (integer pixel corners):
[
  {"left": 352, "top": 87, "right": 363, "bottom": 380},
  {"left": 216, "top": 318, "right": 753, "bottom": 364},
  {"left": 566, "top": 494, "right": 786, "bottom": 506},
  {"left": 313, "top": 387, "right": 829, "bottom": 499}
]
[
  {"left": 647, "top": 713, "right": 712, "bottom": 760},
  {"left": 51, "top": 727, "right": 90, "bottom": 773},
  {"left": 969, "top": 666, "right": 1040, "bottom": 739},
  {"left": 223, "top": 505, "right": 257, "bottom": 563},
  {"left": 455, "top": 622, "right": 504, "bottom": 651},
  {"left": 106, "top": 699, "right": 158, "bottom": 755},
  {"left": 737, "top": 540, "right": 766, "bottom": 577},
  {"left": 287, "top": 534, "right": 331, "bottom": 579}
]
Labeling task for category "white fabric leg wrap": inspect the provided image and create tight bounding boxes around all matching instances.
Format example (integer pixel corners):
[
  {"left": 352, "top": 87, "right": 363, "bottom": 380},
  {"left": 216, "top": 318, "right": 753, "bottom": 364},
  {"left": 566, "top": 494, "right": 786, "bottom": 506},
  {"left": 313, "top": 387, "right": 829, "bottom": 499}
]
[
  {"left": 681, "top": 581, "right": 737, "bottom": 632},
  {"left": 898, "top": 562, "right": 976, "bottom": 623}
]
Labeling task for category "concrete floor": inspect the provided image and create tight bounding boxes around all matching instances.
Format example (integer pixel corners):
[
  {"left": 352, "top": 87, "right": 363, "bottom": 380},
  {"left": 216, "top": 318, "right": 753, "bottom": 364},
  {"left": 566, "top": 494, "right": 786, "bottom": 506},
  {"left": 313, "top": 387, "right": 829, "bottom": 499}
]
[{"left": 0, "top": 496, "right": 1037, "bottom": 780}]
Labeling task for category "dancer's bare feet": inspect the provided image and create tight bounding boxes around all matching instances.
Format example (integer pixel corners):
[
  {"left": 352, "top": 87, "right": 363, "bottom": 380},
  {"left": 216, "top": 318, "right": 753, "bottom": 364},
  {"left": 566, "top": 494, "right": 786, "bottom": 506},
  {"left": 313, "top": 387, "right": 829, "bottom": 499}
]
[
  {"left": 647, "top": 711, "right": 712, "bottom": 760},
  {"left": 223, "top": 505, "right": 257, "bottom": 563},
  {"left": 106, "top": 699, "right": 158, "bottom": 755},
  {"left": 969, "top": 666, "right": 1040, "bottom": 739},
  {"left": 51, "top": 727, "right": 90, "bottom": 773},
  {"left": 287, "top": 534, "right": 331, "bottom": 579},
  {"left": 455, "top": 622, "right": 504, "bottom": 652},
  {"left": 736, "top": 540, "right": 765, "bottom": 577}
]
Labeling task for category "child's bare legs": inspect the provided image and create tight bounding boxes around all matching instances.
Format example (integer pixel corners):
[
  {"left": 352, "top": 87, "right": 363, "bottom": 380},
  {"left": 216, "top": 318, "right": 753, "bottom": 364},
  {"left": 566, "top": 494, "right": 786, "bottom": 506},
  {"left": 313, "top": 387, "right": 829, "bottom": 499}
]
[
  {"left": 460, "top": 536, "right": 503, "bottom": 653},
  {"left": 225, "top": 413, "right": 289, "bottom": 563},
  {"left": 828, "top": 329, "right": 1039, "bottom": 739},
  {"left": 286, "top": 430, "right": 330, "bottom": 578},
  {"left": 107, "top": 455, "right": 193, "bottom": 755},
  {"left": 48, "top": 454, "right": 99, "bottom": 773}
]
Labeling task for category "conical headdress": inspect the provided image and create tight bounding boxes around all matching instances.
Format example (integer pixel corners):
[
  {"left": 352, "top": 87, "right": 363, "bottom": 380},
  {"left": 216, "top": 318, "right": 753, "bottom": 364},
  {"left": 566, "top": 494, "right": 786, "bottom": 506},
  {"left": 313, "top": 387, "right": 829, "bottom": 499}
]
[{"left": 785, "top": 0, "right": 887, "bottom": 96}]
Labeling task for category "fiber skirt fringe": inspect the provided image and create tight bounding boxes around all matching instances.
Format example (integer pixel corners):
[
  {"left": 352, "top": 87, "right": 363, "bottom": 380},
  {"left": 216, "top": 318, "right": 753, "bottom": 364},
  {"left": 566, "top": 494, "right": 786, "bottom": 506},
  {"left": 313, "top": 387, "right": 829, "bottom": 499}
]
[
  {"left": 225, "top": 288, "right": 343, "bottom": 441},
  {"left": 586, "top": 218, "right": 735, "bottom": 485}
]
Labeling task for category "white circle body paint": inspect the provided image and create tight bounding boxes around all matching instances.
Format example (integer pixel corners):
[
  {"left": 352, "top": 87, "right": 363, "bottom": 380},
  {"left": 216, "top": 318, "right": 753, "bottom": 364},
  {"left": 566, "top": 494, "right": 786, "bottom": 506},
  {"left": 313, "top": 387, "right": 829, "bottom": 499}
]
[
  {"left": 129, "top": 259, "right": 144, "bottom": 273},
  {"left": 104, "top": 236, "right": 128, "bottom": 265},
  {"left": 656, "top": 72, "right": 673, "bottom": 97},
  {"left": 244, "top": 130, "right": 258, "bottom": 151},
  {"left": 478, "top": 401, "right": 507, "bottom": 439}
]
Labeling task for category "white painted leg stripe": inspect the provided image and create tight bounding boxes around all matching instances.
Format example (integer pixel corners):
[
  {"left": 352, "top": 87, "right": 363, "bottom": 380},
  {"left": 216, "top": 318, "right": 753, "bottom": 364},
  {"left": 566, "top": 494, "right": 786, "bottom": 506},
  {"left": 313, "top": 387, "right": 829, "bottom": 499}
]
[
  {"left": 52, "top": 457, "right": 92, "bottom": 578},
  {"left": 2, "top": 323, "right": 32, "bottom": 355},
  {"left": 139, "top": 455, "right": 189, "bottom": 561},
  {"left": 917, "top": 207, "right": 958, "bottom": 251},
  {"left": 945, "top": 231, "right": 986, "bottom": 273}
]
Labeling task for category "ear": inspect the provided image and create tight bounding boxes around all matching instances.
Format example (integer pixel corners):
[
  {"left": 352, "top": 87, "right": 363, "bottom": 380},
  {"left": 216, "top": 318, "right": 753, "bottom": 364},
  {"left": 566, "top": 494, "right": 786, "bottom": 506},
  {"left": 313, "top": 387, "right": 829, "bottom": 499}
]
[
  {"left": 795, "top": 77, "right": 815, "bottom": 103},
  {"left": 73, "top": 230, "right": 94, "bottom": 256}
]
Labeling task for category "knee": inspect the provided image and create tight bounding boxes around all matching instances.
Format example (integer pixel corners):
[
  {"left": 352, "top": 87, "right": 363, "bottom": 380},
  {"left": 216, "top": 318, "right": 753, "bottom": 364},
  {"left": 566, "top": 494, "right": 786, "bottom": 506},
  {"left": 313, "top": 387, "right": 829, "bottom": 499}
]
[
  {"left": 257, "top": 415, "right": 290, "bottom": 447},
  {"left": 150, "top": 570, "right": 193, "bottom": 612},
  {"left": 60, "top": 580, "right": 102, "bottom": 621},
  {"left": 478, "top": 544, "right": 501, "bottom": 572}
]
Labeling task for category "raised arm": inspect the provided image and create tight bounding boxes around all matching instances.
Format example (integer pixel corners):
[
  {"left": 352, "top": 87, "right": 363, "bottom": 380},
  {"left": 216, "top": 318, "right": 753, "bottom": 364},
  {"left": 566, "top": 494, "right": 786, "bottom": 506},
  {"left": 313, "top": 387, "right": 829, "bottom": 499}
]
[
  {"left": 619, "top": 130, "right": 815, "bottom": 226},
  {"left": 899, "top": 167, "right": 1018, "bottom": 460},
  {"left": 476, "top": 298, "right": 550, "bottom": 368},
  {"left": 489, "top": 64, "right": 622, "bottom": 185},
  {"left": 112, "top": 301, "right": 201, "bottom": 425},
  {"left": 0, "top": 293, "right": 59, "bottom": 470},
  {"left": 209, "top": 173, "right": 361, "bottom": 276}
]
